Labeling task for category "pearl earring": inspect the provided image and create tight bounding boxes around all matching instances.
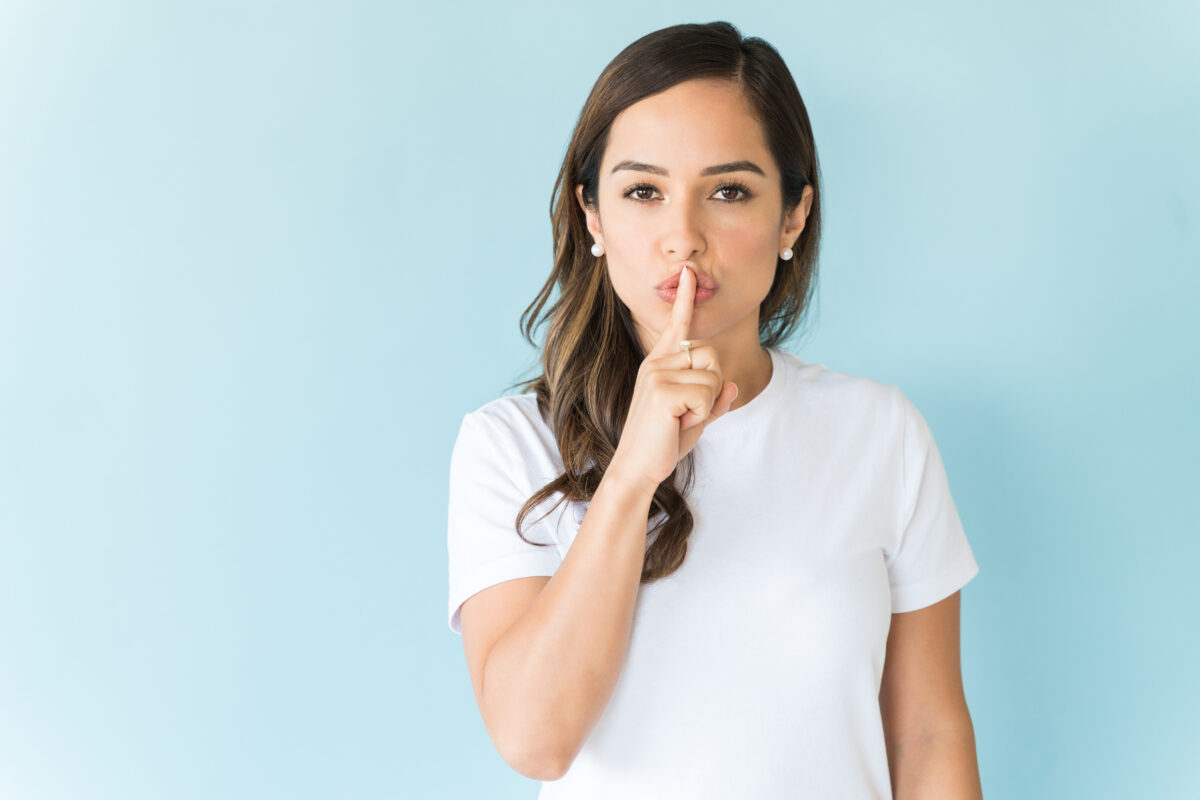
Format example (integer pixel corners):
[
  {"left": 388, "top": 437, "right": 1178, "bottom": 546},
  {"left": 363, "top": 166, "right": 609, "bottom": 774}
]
[
  {"left": 591, "top": 242, "right": 605, "bottom": 257},
  {"left": 780, "top": 247, "right": 794, "bottom": 260}
]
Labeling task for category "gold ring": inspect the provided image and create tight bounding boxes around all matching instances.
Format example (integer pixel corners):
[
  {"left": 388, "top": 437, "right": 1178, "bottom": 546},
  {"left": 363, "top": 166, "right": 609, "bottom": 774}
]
[{"left": 679, "top": 339, "right": 693, "bottom": 368}]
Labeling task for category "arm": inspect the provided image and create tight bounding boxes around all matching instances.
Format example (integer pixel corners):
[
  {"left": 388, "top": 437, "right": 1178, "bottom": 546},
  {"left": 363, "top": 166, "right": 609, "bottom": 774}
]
[
  {"left": 889, "top": 724, "right": 982, "bottom": 799},
  {"left": 479, "top": 468, "right": 656, "bottom": 779},
  {"left": 879, "top": 591, "right": 983, "bottom": 799}
]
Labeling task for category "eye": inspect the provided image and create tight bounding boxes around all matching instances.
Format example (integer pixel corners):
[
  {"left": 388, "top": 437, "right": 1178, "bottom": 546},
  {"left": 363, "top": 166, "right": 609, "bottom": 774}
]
[
  {"left": 621, "top": 181, "right": 755, "bottom": 204},
  {"left": 623, "top": 183, "right": 659, "bottom": 203},
  {"left": 714, "top": 181, "right": 753, "bottom": 202}
]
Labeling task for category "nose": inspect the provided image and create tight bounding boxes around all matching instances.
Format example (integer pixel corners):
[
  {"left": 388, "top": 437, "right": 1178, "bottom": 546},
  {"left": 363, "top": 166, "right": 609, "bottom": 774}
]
[{"left": 659, "top": 192, "right": 707, "bottom": 262}]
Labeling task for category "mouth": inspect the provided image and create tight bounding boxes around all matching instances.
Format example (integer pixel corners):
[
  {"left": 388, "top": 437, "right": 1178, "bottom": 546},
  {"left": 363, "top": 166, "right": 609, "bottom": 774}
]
[
  {"left": 655, "top": 285, "right": 718, "bottom": 305},
  {"left": 655, "top": 267, "right": 719, "bottom": 291}
]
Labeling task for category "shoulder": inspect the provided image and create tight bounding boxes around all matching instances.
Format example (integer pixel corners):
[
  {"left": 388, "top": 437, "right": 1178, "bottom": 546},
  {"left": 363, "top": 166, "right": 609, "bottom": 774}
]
[
  {"left": 467, "top": 392, "right": 551, "bottom": 438},
  {"left": 776, "top": 348, "right": 905, "bottom": 425},
  {"left": 457, "top": 393, "right": 565, "bottom": 483},
  {"left": 782, "top": 356, "right": 950, "bottom": 484}
]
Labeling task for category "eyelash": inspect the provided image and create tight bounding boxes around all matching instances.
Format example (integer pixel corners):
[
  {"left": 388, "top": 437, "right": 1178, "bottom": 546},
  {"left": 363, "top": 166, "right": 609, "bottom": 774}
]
[{"left": 621, "top": 181, "right": 754, "bottom": 204}]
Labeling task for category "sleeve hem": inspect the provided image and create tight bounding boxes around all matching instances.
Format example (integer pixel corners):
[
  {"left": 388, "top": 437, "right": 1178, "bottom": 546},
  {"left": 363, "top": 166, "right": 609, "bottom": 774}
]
[
  {"left": 448, "top": 550, "right": 561, "bottom": 634},
  {"left": 889, "top": 552, "right": 979, "bottom": 614}
]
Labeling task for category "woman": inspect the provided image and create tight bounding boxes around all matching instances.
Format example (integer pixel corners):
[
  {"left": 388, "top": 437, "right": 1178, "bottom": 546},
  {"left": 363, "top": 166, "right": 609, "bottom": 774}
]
[{"left": 446, "top": 21, "right": 983, "bottom": 799}]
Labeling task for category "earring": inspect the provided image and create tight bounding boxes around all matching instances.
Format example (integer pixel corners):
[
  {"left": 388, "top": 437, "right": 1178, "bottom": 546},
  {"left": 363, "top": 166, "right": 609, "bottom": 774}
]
[
  {"left": 591, "top": 242, "right": 605, "bottom": 257},
  {"left": 780, "top": 247, "right": 794, "bottom": 260}
]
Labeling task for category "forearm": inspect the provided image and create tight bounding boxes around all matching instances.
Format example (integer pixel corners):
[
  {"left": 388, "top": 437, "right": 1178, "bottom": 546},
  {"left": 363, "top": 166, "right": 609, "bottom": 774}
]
[
  {"left": 483, "top": 468, "right": 656, "bottom": 774},
  {"left": 891, "top": 724, "right": 983, "bottom": 800}
]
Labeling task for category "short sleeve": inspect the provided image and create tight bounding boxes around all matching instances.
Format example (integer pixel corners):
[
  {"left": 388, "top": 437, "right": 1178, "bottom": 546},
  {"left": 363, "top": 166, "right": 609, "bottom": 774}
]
[
  {"left": 886, "top": 389, "right": 980, "bottom": 613},
  {"left": 446, "top": 410, "right": 564, "bottom": 635}
]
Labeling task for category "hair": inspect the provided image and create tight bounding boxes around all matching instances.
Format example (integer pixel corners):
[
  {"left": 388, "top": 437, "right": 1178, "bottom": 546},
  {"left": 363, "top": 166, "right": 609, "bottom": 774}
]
[{"left": 503, "top": 20, "right": 823, "bottom": 583}]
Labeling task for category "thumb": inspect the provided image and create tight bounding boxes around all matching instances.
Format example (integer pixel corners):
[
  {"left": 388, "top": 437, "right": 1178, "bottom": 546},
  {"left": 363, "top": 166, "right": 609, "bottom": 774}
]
[
  {"left": 709, "top": 381, "right": 739, "bottom": 419},
  {"left": 724, "top": 381, "right": 739, "bottom": 411},
  {"left": 680, "top": 382, "right": 739, "bottom": 434}
]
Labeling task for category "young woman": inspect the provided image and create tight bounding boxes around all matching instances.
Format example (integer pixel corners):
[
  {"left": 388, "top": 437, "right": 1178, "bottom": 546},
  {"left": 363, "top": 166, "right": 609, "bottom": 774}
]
[{"left": 446, "top": 21, "right": 983, "bottom": 799}]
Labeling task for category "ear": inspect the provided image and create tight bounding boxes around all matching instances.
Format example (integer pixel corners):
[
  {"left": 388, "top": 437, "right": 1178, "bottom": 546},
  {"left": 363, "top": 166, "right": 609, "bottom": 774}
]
[
  {"left": 779, "top": 184, "right": 814, "bottom": 252},
  {"left": 576, "top": 184, "right": 604, "bottom": 244}
]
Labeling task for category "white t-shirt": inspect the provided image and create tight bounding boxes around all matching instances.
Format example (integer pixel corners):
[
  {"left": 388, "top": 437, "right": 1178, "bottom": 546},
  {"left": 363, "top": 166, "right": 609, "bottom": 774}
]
[{"left": 446, "top": 345, "right": 980, "bottom": 799}]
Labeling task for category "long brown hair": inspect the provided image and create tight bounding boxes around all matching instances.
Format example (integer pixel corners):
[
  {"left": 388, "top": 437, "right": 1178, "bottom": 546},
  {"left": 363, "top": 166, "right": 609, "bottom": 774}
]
[{"left": 504, "top": 21, "right": 823, "bottom": 583}]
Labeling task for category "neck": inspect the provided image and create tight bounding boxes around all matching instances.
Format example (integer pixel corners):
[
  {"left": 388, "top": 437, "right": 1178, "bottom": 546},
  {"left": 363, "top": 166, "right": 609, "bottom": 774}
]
[{"left": 725, "top": 344, "right": 772, "bottom": 411}]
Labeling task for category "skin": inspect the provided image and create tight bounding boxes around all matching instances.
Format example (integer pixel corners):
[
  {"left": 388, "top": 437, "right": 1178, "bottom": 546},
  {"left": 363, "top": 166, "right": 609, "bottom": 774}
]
[{"left": 576, "top": 77, "right": 814, "bottom": 411}]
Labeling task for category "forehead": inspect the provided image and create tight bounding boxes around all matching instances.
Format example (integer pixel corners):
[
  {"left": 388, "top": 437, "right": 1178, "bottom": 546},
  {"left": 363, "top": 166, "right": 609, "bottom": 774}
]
[{"left": 603, "top": 79, "right": 772, "bottom": 174}]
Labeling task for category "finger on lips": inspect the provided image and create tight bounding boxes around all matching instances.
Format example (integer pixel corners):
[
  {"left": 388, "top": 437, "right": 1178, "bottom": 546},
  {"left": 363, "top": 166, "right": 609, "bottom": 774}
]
[{"left": 652, "top": 264, "right": 696, "bottom": 360}]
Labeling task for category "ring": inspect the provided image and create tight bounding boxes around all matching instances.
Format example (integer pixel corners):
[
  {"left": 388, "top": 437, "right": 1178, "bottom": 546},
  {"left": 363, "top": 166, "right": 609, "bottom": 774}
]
[{"left": 679, "top": 339, "right": 693, "bottom": 368}]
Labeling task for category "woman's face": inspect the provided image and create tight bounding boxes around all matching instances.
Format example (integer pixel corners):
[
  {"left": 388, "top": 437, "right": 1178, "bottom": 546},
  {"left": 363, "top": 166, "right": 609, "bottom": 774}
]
[{"left": 576, "top": 78, "right": 812, "bottom": 354}]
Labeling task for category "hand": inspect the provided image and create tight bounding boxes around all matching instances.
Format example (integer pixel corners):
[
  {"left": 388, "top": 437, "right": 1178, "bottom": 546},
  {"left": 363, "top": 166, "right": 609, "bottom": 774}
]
[{"left": 607, "top": 265, "right": 739, "bottom": 494}]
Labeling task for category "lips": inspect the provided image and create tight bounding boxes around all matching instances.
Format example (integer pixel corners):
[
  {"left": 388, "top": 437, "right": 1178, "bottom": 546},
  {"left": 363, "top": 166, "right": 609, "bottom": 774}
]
[{"left": 655, "top": 267, "right": 719, "bottom": 291}]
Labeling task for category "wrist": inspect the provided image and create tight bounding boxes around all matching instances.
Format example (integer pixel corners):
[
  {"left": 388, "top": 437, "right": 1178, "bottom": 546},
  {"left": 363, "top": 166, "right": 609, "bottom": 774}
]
[{"left": 601, "top": 461, "right": 660, "bottom": 500}]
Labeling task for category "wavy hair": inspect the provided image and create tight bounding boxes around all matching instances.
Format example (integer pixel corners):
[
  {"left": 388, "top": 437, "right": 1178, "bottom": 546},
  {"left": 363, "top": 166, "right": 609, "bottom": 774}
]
[{"left": 503, "top": 20, "right": 823, "bottom": 582}]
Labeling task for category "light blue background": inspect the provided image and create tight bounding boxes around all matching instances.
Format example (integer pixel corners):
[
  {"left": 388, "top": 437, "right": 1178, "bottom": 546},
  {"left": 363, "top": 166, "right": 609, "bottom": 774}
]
[{"left": 1, "top": 1, "right": 1196, "bottom": 797}]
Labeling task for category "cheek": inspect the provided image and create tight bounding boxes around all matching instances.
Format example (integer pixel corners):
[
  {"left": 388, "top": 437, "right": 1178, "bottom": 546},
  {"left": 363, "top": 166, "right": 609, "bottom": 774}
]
[
  {"left": 604, "top": 210, "right": 659, "bottom": 248},
  {"left": 721, "top": 220, "right": 777, "bottom": 257},
  {"left": 716, "top": 224, "right": 782, "bottom": 283},
  {"left": 603, "top": 262, "right": 649, "bottom": 311}
]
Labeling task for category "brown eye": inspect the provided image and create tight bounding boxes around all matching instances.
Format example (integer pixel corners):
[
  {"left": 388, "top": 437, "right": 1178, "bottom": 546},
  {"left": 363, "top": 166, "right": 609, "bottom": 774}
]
[
  {"left": 623, "top": 184, "right": 658, "bottom": 203},
  {"left": 622, "top": 181, "right": 753, "bottom": 204},
  {"left": 714, "top": 182, "right": 753, "bottom": 202}
]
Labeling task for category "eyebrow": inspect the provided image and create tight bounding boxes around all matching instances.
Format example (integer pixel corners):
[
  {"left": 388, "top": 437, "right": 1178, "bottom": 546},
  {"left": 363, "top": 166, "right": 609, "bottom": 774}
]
[{"left": 609, "top": 159, "right": 766, "bottom": 178}]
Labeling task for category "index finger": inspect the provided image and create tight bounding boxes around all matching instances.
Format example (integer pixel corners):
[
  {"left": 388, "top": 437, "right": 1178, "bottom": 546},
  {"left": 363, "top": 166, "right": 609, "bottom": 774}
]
[{"left": 648, "top": 264, "right": 696, "bottom": 358}]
